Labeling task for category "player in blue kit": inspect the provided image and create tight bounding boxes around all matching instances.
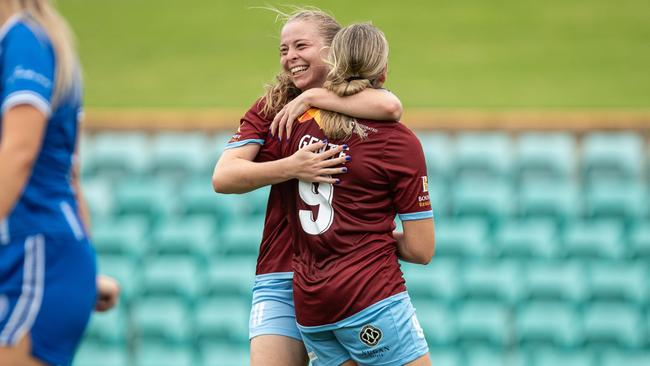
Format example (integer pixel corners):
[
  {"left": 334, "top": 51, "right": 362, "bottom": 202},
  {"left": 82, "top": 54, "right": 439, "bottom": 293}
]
[{"left": 0, "top": 1, "right": 118, "bottom": 366}]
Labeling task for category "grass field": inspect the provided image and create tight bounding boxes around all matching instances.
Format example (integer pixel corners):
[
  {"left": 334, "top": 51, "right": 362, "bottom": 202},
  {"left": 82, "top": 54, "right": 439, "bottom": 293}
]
[{"left": 58, "top": 0, "right": 650, "bottom": 109}]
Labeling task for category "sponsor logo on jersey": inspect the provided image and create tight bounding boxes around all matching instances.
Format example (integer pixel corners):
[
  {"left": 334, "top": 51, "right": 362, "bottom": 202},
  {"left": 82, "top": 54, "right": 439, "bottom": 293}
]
[
  {"left": 9, "top": 66, "right": 52, "bottom": 89},
  {"left": 359, "top": 324, "right": 382, "bottom": 347},
  {"left": 421, "top": 176, "right": 429, "bottom": 192}
]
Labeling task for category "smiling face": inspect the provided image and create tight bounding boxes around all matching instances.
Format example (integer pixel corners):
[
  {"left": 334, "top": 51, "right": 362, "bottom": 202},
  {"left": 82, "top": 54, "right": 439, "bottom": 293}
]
[{"left": 280, "top": 20, "right": 329, "bottom": 92}]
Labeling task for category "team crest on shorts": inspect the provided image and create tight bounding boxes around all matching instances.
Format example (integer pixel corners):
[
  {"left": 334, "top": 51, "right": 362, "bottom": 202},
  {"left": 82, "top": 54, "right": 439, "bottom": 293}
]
[{"left": 359, "top": 324, "right": 382, "bottom": 347}]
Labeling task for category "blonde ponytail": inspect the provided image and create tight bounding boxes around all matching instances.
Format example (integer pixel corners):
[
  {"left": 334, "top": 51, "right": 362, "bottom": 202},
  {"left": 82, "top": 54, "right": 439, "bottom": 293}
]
[{"left": 320, "top": 23, "right": 389, "bottom": 140}]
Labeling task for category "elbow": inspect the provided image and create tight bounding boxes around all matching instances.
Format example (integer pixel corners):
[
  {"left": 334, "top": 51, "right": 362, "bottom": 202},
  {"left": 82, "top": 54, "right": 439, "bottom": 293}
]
[
  {"left": 385, "top": 100, "right": 403, "bottom": 121},
  {"left": 414, "top": 240, "right": 436, "bottom": 265},
  {"left": 212, "top": 174, "right": 231, "bottom": 194}
]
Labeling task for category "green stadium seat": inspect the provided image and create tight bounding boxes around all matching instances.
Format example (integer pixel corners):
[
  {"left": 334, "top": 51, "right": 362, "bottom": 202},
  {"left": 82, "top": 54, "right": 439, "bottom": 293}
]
[
  {"left": 583, "top": 303, "right": 644, "bottom": 348},
  {"left": 582, "top": 132, "right": 644, "bottom": 183},
  {"left": 434, "top": 218, "right": 491, "bottom": 258},
  {"left": 413, "top": 301, "right": 456, "bottom": 346},
  {"left": 427, "top": 350, "right": 460, "bottom": 366},
  {"left": 178, "top": 177, "right": 235, "bottom": 218},
  {"left": 84, "top": 307, "right": 128, "bottom": 346},
  {"left": 73, "top": 343, "right": 129, "bottom": 366},
  {"left": 418, "top": 132, "right": 453, "bottom": 181},
  {"left": 451, "top": 180, "right": 515, "bottom": 222},
  {"left": 96, "top": 254, "right": 137, "bottom": 303},
  {"left": 453, "top": 133, "right": 513, "bottom": 181},
  {"left": 425, "top": 178, "right": 449, "bottom": 217},
  {"left": 494, "top": 219, "right": 558, "bottom": 258},
  {"left": 195, "top": 297, "right": 249, "bottom": 345},
  {"left": 518, "top": 181, "right": 581, "bottom": 223},
  {"left": 134, "top": 343, "right": 194, "bottom": 366},
  {"left": 601, "top": 351, "right": 650, "bottom": 366},
  {"left": 532, "top": 350, "right": 594, "bottom": 366},
  {"left": 132, "top": 298, "right": 192, "bottom": 346},
  {"left": 219, "top": 216, "right": 264, "bottom": 256},
  {"left": 516, "top": 133, "right": 576, "bottom": 183},
  {"left": 457, "top": 301, "right": 511, "bottom": 347},
  {"left": 461, "top": 261, "right": 522, "bottom": 303},
  {"left": 206, "top": 258, "right": 256, "bottom": 299},
  {"left": 238, "top": 186, "right": 272, "bottom": 218},
  {"left": 139, "top": 256, "right": 204, "bottom": 305},
  {"left": 150, "top": 132, "right": 211, "bottom": 177},
  {"left": 402, "top": 259, "right": 460, "bottom": 301},
  {"left": 516, "top": 301, "right": 580, "bottom": 348},
  {"left": 92, "top": 215, "right": 149, "bottom": 259},
  {"left": 200, "top": 344, "right": 249, "bottom": 366},
  {"left": 208, "top": 132, "right": 236, "bottom": 161},
  {"left": 464, "top": 348, "right": 510, "bottom": 366},
  {"left": 150, "top": 215, "right": 217, "bottom": 259},
  {"left": 89, "top": 132, "right": 150, "bottom": 180},
  {"left": 524, "top": 261, "right": 587, "bottom": 303},
  {"left": 114, "top": 179, "right": 176, "bottom": 221},
  {"left": 587, "top": 262, "right": 647, "bottom": 304},
  {"left": 586, "top": 181, "right": 647, "bottom": 222},
  {"left": 629, "top": 223, "right": 650, "bottom": 258},
  {"left": 81, "top": 178, "right": 114, "bottom": 220},
  {"left": 563, "top": 220, "right": 625, "bottom": 259}
]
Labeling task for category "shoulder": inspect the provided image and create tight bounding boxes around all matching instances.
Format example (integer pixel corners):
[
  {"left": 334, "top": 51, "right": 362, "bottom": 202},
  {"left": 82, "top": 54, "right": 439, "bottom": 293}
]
[{"left": 3, "top": 18, "right": 50, "bottom": 50}]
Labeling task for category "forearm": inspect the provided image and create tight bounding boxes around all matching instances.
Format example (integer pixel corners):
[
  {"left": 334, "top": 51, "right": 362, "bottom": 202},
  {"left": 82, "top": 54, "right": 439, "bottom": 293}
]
[
  {"left": 306, "top": 88, "right": 402, "bottom": 120},
  {"left": 213, "top": 156, "right": 294, "bottom": 194},
  {"left": 0, "top": 152, "right": 33, "bottom": 218}
]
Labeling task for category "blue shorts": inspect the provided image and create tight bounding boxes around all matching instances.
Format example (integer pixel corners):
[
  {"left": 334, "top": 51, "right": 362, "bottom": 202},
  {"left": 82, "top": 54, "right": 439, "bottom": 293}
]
[
  {"left": 249, "top": 272, "right": 302, "bottom": 341},
  {"left": 299, "top": 292, "right": 429, "bottom": 366},
  {"left": 0, "top": 233, "right": 97, "bottom": 366}
]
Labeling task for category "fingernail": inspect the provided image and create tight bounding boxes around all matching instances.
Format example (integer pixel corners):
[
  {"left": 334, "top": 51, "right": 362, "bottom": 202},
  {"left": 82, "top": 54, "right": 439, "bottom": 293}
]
[
  {"left": 345, "top": 156, "right": 352, "bottom": 161},
  {"left": 335, "top": 179, "right": 341, "bottom": 184},
  {"left": 342, "top": 167, "right": 348, "bottom": 173},
  {"left": 322, "top": 139, "right": 328, "bottom": 144},
  {"left": 342, "top": 144, "right": 349, "bottom": 150}
]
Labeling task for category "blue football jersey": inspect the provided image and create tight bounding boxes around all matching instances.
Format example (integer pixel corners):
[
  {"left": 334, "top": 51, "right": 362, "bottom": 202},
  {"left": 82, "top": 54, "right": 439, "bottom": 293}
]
[{"left": 0, "top": 14, "right": 85, "bottom": 242}]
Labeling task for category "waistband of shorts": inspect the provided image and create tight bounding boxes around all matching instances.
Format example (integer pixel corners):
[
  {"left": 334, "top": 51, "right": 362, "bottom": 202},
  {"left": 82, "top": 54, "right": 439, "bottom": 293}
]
[{"left": 298, "top": 291, "right": 410, "bottom": 333}]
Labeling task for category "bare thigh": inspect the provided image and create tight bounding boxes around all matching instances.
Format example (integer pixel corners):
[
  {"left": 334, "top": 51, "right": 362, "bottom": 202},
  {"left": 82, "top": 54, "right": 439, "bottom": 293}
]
[
  {"left": 250, "top": 334, "right": 308, "bottom": 366},
  {"left": 340, "top": 360, "right": 357, "bottom": 366},
  {"left": 405, "top": 353, "right": 432, "bottom": 366},
  {"left": 0, "top": 334, "right": 47, "bottom": 366}
]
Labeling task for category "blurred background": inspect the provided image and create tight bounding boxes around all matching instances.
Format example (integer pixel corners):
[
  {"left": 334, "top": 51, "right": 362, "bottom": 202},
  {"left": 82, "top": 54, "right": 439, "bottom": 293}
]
[{"left": 58, "top": 0, "right": 650, "bottom": 365}]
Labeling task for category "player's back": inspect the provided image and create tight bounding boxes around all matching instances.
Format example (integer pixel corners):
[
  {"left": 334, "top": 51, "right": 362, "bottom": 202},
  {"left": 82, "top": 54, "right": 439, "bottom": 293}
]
[{"left": 282, "top": 109, "right": 431, "bottom": 327}]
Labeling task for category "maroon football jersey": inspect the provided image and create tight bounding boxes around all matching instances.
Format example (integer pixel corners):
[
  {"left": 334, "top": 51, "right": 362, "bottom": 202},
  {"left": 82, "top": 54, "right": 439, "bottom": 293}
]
[
  {"left": 226, "top": 99, "right": 292, "bottom": 275},
  {"left": 281, "top": 108, "right": 432, "bottom": 326}
]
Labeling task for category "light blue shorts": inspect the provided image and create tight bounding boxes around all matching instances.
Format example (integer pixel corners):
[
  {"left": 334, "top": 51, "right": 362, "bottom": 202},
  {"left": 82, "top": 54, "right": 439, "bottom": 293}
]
[
  {"left": 0, "top": 233, "right": 97, "bottom": 366},
  {"left": 249, "top": 272, "right": 302, "bottom": 341},
  {"left": 299, "top": 292, "right": 429, "bottom": 366}
]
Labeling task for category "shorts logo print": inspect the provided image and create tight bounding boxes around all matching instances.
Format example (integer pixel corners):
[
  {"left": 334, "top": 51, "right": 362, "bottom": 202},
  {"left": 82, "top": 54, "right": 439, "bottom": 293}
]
[{"left": 359, "top": 324, "right": 382, "bottom": 347}]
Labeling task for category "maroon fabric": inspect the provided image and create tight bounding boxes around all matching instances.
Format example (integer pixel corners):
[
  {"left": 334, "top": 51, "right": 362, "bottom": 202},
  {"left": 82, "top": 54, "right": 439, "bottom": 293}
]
[
  {"left": 227, "top": 99, "right": 293, "bottom": 275},
  {"left": 281, "top": 110, "right": 432, "bottom": 326}
]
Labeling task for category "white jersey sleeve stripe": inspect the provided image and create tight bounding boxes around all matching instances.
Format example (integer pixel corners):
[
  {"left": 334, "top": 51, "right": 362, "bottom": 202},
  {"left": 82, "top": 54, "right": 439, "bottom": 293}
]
[{"left": 2, "top": 91, "right": 52, "bottom": 118}]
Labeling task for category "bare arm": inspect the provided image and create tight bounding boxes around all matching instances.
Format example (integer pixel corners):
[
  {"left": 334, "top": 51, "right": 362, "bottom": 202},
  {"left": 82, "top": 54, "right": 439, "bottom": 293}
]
[
  {"left": 271, "top": 88, "right": 403, "bottom": 139},
  {"left": 0, "top": 105, "right": 46, "bottom": 218},
  {"left": 394, "top": 218, "right": 435, "bottom": 265},
  {"left": 212, "top": 141, "right": 349, "bottom": 194}
]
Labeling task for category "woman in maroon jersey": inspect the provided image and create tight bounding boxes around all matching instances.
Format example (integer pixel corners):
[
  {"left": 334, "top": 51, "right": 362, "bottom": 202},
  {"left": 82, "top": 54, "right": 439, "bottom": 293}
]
[
  {"left": 280, "top": 23, "right": 435, "bottom": 366},
  {"left": 212, "top": 8, "right": 404, "bottom": 366}
]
